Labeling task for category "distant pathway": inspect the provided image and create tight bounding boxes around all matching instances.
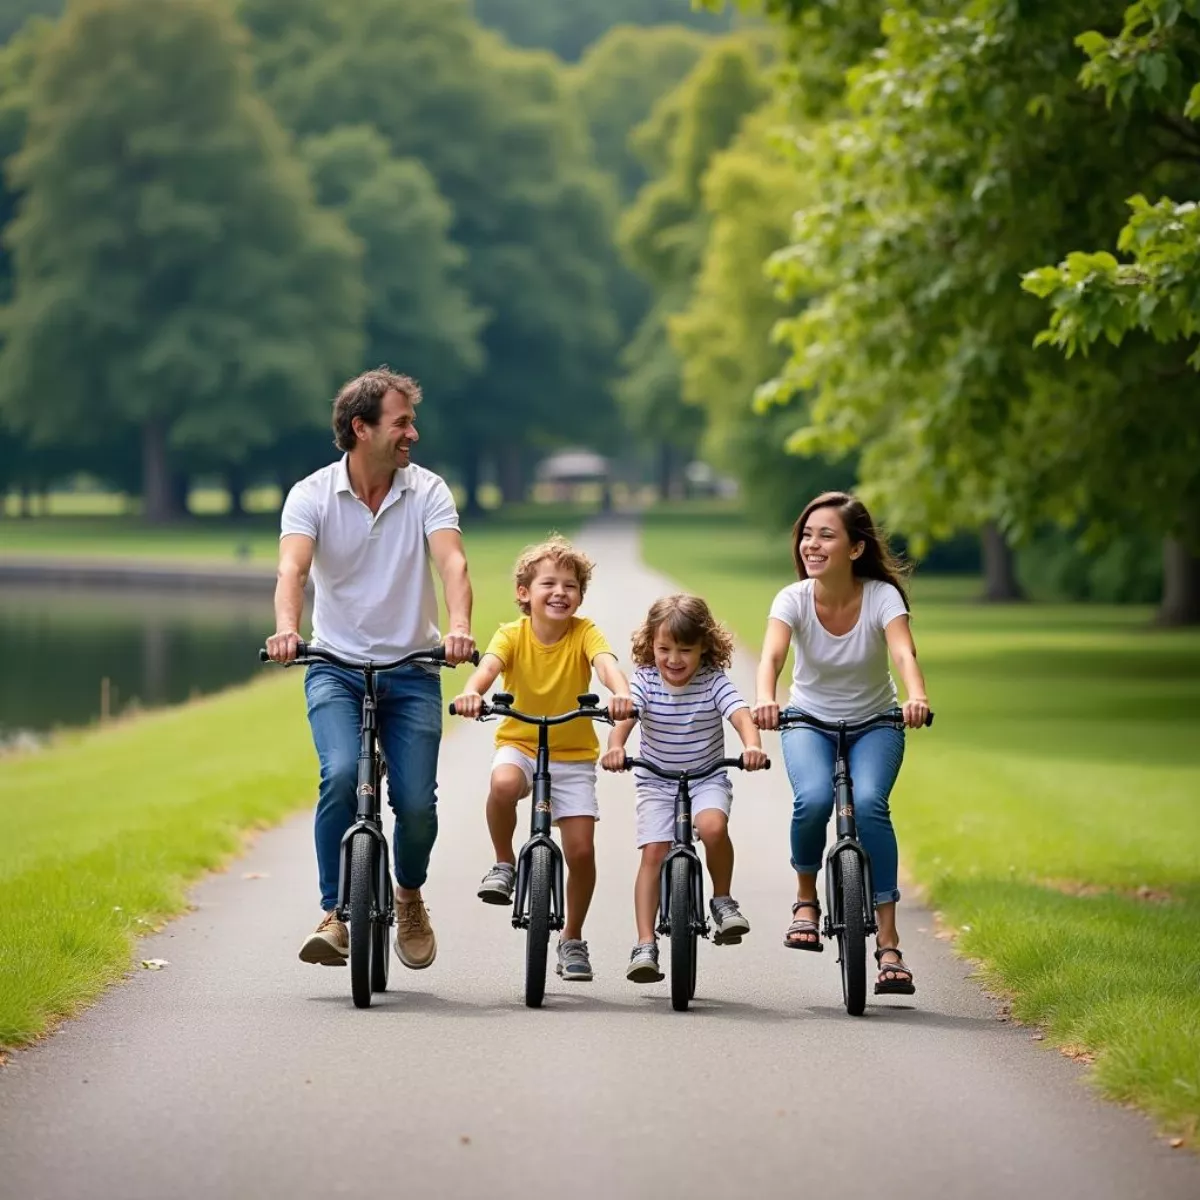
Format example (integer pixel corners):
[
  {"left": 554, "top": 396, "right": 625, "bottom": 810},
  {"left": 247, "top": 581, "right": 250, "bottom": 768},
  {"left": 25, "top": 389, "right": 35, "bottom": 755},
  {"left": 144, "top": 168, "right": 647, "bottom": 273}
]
[{"left": 1, "top": 517, "right": 1196, "bottom": 1200}]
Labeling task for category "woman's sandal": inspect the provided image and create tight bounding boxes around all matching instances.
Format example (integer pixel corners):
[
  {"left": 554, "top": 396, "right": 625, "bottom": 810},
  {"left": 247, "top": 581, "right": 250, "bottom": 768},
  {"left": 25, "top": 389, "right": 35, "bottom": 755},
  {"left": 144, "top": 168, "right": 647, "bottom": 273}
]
[
  {"left": 784, "top": 900, "right": 824, "bottom": 952},
  {"left": 874, "top": 946, "right": 916, "bottom": 995}
]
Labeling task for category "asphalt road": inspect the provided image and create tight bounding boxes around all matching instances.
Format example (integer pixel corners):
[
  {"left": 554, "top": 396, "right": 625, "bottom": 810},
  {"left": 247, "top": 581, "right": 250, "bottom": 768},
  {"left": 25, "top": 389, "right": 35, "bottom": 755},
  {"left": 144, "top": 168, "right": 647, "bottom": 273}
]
[{"left": 2, "top": 519, "right": 1196, "bottom": 1200}]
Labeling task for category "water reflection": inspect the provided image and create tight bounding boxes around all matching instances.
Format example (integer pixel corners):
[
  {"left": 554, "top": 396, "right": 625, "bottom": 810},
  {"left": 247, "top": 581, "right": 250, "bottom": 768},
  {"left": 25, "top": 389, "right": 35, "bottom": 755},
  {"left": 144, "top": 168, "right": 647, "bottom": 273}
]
[{"left": 0, "top": 584, "right": 269, "bottom": 739}]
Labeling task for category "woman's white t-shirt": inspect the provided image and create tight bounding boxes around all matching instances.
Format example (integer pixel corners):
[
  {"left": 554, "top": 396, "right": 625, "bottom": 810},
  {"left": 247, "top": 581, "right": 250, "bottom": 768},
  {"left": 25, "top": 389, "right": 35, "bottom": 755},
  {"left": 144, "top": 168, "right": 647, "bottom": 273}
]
[{"left": 768, "top": 579, "right": 909, "bottom": 721}]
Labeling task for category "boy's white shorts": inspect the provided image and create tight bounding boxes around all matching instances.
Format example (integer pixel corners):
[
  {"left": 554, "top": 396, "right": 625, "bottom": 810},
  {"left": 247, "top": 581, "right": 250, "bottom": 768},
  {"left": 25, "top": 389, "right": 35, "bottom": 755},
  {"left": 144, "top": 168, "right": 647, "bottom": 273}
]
[
  {"left": 635, "top": 779, "right": 731, "bottom": 848},
  {"left": 492, "top": 746, "right": 599, "bottom": 822}
]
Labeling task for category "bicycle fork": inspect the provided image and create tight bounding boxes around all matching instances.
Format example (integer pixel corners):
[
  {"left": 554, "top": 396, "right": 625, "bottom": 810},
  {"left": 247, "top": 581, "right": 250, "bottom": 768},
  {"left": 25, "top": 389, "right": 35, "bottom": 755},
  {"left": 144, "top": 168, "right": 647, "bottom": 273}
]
[
  {"left": 511, "top": 775, "right": 565, "bottom": 931},
  {"left": 822, "top": 730, "right": 878, "bottom": 942}
]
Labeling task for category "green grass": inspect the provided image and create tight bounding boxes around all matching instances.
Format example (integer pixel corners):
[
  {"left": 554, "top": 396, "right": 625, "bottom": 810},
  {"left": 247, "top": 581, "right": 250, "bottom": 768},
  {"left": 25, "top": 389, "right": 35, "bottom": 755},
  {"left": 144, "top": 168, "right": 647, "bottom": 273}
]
[
  {"left": 640, "top": 508, "right": 1200, "bottom": 1141},
  {"left": 0, "top": 513, "right": 574, "bottom": 1049}
]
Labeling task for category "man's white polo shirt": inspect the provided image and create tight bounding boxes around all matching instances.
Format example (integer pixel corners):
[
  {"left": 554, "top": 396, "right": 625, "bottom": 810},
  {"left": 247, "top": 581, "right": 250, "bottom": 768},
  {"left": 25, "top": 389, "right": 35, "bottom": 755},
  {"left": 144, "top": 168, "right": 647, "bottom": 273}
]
[{"left": 280, "top": 455, "right": 460, "bottom": 660}]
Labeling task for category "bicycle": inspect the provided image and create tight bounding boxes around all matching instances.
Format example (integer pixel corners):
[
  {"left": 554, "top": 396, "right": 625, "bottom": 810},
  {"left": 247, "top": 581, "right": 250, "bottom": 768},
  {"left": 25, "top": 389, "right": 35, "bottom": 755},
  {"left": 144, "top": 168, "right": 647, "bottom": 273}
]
[
  {"left": 616, "top": 754, "right": 769, "bottom": 1013},
  {"left": 448, "top": 691, "right": 617, "bottom": 1008},
  {"left": 260, "top": 640, "right": 476, "bottom": 1009},
  {"left": 776, "top": 709, "right": 933, "bottom": 1017}
]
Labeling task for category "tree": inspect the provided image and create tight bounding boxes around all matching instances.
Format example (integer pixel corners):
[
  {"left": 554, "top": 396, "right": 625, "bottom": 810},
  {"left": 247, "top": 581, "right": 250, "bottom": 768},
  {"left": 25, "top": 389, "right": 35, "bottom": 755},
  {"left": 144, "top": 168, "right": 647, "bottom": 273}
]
[
  {"left": 237, "top": 0, "right": 622, "bottom": 510},
  {"left": 1021, "top": 1, "right": 1200, "bottom": 622},
  {"left": 0, "top": 1, "right": 58, "bottom": 45},
  {"left": 671, "top": 104, "right": 853, "bottom": 524},
  {"left": 618, "top": 35, "right": 773, "bottom": 495},
  {"left": 472, "top": 0, "right": 730, "bottom": 62},
  {"left": 0, "top": 0, "right": 363, "bottom": 521},
  {"left": 301, "top": 124, "right": 485, "bottom": 428},
  {"left": 743, "top": 1, "right": 1200, "bottom": 608}
]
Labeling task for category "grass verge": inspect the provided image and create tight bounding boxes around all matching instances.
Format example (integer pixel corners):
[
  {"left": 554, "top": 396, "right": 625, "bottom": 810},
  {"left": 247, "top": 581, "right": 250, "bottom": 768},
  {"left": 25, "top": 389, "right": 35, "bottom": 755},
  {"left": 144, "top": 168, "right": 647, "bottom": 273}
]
[
  {"left": 0, "top": 511, "right": 575, "bottom": 1049},
  {"left": 640, "top": 507, "right": 1200, "bottom": 1142}
]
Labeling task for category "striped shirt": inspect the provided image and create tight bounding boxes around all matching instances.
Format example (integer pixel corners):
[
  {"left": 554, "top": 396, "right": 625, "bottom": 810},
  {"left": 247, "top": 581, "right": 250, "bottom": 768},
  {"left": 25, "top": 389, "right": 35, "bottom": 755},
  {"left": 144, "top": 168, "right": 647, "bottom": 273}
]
[{"left": 629, "top": 665, "right": 748, "bottom": 791}]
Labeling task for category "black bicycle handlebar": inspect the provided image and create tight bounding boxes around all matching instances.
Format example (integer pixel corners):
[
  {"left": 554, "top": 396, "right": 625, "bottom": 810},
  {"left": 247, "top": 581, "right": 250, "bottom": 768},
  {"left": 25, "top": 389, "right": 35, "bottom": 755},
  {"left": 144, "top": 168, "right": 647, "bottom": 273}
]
[
  {"left": 775, "top": 709, "right": 934, "bottom": 733},
  {"left": 620, "top": 755, "right": 770, "bottom": 781},
  {"left": 448, "top": 694, "right": 627, "bottom": 727},
  {"left": 259, "top": 641, "right": 479, "bottom": 671}
]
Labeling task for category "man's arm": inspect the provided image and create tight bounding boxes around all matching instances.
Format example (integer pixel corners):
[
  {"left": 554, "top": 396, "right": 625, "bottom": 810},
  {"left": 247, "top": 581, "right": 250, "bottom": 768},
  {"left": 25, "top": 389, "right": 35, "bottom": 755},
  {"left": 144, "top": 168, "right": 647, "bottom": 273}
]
[
  {"left": 267, "top": 534, "right": 314, "bottom": 662},
  {"left": 428, "top": 528, "right": 475, "bottom": 665}
]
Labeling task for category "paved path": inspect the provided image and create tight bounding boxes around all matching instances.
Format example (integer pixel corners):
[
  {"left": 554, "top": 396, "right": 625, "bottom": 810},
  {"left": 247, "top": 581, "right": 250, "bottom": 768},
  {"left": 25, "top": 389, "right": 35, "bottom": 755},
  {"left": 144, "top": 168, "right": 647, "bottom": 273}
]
[{"left": 1, "top": 519, "right": 1196, "bottom": 1200}]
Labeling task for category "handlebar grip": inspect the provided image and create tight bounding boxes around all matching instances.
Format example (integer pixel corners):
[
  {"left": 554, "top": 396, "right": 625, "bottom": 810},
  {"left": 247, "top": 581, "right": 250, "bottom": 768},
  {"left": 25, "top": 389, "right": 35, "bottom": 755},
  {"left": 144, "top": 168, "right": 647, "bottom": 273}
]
[
  {"left": 448, "top": 701, "right": 458, "bottom": 716},
  {"left": 468, "top": 650, "right": 480, "bottom": 666},
  {"left": 259, "top": 639, "right": 307, "bottom": 664},
  {"left": 259, "top": 648, "right": 269, "bottom": 663},
  {"left": 925, "top": 711, "right": 935, "bottom": 727}
]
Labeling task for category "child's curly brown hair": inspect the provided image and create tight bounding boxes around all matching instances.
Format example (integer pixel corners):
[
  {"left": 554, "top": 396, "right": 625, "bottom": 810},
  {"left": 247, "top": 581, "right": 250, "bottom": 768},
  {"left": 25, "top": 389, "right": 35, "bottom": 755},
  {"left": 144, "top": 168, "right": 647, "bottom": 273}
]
[
  {"left": 630, "top": 594, "right": 735, "bottom": 671},
  {"left": 512, "top": 534, "right": 595, "bottom": 615}
]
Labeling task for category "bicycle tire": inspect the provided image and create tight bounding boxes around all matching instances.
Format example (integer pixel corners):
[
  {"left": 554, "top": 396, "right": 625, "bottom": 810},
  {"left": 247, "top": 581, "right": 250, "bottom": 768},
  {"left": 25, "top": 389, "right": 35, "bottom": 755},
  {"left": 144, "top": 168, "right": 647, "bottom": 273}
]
[
  {"left": 525, "top": 843, "right": 552, "bottom": 1009},
  {"left": 348, "top": 832, "right": 375, "bottom": 1009},
  {"left": 371, "top": 868, "right": 391, "bottom": 994},
  {"left": 837, "top": 848, "right": 867, "bottom": 1016},
  {"left": 670, "top": 856, "right": 694, "bottom": 1012}
]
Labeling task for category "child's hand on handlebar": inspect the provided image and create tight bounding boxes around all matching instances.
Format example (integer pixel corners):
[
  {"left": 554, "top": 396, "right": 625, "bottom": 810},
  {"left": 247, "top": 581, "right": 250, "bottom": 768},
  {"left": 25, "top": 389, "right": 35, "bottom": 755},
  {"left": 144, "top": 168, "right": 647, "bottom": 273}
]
[
  {"left": 741, "top": 747, "right": 769, "bottom": 771},
  {"left": 600, "top": 747, "right": 629, "bottom": 772},
  {"left": 751, "top": 701, "right": 779, "bottom": 730},
  {"left": 902, "top": 698, "right": 930, "bottom": 729},
  {"left": 452, "top": 691, "right": 484, "bottom": 719},
  {"left": 608, "top": 694, "right": 635, "bottom": 721}
]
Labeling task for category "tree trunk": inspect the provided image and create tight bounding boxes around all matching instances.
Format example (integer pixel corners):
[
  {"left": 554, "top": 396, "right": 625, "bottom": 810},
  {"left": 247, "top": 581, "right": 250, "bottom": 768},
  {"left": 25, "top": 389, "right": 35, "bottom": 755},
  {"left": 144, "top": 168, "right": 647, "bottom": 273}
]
[
  {"left": 979, "top": 522, "right": 1025, "bottom": 602},
  {"left": 19, "top": 483, "right": 32, "bottom": 518},
  {"left": 226, "top": 465, "right": 247, "bottom": 519},
  {"left": 656, "top": 442, "right": 673, "bottom": 501},
  {"left": 497, "top": 444, "right": 526, "bottom": 507},
  {"left": 462, "top": 447, "right": 484, "bottom": 517},
  {"left": 141, "top": 422, "right": 175, "bottom": 523},
  {"left": 1157, "top": 537, "right": 1200, "bottom": 626}
]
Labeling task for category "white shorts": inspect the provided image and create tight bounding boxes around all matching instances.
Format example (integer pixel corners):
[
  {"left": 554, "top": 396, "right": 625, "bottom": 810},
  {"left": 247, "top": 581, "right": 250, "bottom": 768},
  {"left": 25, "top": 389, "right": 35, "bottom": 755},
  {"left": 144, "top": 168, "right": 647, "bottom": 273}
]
[
  {"left": 635, "top": 778, "right": 731, "bottom": 848},
  {"left": 492, "top": 747, "right": 599, "bottom": 822}
]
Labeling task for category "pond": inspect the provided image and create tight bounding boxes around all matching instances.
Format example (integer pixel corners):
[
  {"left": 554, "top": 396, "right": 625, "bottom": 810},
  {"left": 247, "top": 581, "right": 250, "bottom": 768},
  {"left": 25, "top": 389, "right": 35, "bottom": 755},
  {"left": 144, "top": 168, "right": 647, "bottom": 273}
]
[{"left": 0, "top": 584, "right": 271, "bottom": 744}]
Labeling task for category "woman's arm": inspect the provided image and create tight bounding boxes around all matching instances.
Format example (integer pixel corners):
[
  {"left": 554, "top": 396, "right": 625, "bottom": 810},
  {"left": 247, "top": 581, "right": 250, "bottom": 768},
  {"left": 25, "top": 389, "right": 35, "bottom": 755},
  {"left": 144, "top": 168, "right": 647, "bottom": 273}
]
[
  {"left": 884, "top": 615, "right": 930, "bottom": 728},
  {"left": 752, "top": 618, "right": 792, "bottom": 730}
]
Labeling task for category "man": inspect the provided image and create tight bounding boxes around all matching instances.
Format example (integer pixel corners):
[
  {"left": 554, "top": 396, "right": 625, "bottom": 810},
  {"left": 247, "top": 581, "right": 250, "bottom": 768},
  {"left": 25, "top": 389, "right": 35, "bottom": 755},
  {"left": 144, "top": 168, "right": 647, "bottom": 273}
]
[{"left": 266, "top": 368, "right": 475, "bottom": 970}]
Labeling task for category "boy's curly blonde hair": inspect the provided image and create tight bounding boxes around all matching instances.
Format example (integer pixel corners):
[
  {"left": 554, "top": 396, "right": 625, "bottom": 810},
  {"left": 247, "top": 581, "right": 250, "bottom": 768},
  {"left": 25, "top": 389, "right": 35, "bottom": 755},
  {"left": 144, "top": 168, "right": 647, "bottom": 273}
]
[
  {"left": 513, "top": 534, "right": 595, "bottom": 615},
  {"left": 630, "top": 594, "right": 735, "bottom": 671}
]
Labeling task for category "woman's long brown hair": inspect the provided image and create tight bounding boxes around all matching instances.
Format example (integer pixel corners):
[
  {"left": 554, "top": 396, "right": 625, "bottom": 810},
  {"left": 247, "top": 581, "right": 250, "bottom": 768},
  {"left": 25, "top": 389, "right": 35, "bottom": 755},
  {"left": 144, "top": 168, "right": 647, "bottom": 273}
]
[{"left": 792, "top": 492, "right": 911, "bottom": 609}]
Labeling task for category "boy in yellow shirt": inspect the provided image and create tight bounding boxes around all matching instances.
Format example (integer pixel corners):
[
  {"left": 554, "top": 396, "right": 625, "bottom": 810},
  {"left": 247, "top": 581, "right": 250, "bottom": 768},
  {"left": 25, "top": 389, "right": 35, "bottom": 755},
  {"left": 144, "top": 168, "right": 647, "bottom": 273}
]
[{"left": 452, "top": 535, "right": 633, "bottom": 981}]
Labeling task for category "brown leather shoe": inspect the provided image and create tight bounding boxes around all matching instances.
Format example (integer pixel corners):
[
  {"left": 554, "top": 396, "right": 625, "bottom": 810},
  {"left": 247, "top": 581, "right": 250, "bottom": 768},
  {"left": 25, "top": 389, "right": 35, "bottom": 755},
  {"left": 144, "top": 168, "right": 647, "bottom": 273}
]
[
  {"left": 394, "top": 897, "right": 437, "bottom": 969},
  {"left": 298, "top": 911, "right": 348, "bottom": 966}
]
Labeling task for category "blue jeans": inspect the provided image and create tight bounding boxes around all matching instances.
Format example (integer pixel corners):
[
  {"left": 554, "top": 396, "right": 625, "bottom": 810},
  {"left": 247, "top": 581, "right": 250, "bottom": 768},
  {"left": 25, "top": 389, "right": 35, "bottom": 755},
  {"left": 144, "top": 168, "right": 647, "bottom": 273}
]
[
  {"left": 780, "top": 709, "right": 905, "bottom": 905},
  {"left": 304, "top": 663, "right": 442, "bottom": 911}
]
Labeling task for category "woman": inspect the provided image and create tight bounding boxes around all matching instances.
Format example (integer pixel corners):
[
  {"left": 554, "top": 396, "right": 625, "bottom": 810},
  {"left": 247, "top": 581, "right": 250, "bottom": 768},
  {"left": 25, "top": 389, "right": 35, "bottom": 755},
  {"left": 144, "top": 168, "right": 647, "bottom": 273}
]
[{"left": 753, "top": 491, "right": 931, "bottom": 994}]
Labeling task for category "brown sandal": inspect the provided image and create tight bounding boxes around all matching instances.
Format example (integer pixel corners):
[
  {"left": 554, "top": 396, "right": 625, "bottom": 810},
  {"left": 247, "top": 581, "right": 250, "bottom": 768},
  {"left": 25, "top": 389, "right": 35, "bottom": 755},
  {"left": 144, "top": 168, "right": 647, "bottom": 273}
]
[
  {"left": 784, "top": 900, "right": 823, "bottom": 952},
  {"left": 874, "top": 946, "right": 915, "bottom": 995}
]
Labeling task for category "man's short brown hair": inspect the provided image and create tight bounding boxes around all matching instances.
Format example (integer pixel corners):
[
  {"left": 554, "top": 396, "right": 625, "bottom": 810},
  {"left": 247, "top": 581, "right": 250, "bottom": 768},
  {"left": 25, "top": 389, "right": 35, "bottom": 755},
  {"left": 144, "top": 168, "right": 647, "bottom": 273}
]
[
  {"left": 332, "top": 367, "right": 422, "bottom": 453},
  {"left": 513, "top": 535, "right": 594, "bottom": 615}
]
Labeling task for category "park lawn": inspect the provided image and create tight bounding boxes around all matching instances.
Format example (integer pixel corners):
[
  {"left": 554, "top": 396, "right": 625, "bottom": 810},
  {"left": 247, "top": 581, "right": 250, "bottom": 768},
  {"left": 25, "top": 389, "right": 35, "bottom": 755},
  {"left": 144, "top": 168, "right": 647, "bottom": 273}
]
[
  {"left": 0, "top": 513, "right": 570, "bottom": 1050},
  {"left": 641, "top": 509, "right": 1200, "bottom": 1142}
]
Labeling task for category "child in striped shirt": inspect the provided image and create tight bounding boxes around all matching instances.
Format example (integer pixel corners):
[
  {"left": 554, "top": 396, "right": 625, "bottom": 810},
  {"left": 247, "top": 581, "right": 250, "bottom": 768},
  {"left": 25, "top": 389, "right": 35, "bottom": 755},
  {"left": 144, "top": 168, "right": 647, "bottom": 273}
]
[{"left": 602, "top": 594, "right": 767, "bottom": 983}]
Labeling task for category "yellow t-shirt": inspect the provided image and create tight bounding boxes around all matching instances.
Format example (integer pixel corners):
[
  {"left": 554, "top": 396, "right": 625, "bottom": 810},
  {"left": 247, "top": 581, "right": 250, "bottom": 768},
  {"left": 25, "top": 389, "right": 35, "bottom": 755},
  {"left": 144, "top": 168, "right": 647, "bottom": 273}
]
[{"left": 485, "top": 616, "right": 613, "bottom": 761}]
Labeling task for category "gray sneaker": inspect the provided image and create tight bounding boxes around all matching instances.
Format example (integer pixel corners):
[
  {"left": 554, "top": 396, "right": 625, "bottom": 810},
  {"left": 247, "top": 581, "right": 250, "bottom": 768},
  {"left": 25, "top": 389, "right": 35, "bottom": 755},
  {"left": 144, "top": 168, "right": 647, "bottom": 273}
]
[
  {"left": 478, "top": 862, "right": 516, "bottom": 905},
  {"left": 626, "top": 941, "right": 664, "bottom": 983},
  {"left": 556, "top": 938, "right": 593, "bottom": 981},
  {"left": 710, "top": 895, "right": 750, "bottom": 944}
]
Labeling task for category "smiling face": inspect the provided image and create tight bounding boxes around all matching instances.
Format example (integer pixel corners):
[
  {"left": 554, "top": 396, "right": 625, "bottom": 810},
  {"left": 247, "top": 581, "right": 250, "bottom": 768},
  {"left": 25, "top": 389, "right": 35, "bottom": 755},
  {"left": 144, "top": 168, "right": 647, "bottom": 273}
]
[
  {"left": 652, "top": 626, "right": 703, "bottom": 688},
  {"left": 518, "top": 558, "right": 583, "bottom": 626},
  {"left": 798, "top": 505, "right": 864, "bottom": 582},
  {"left": 356, "top": 387, "right": 419, "bottom": 471}
]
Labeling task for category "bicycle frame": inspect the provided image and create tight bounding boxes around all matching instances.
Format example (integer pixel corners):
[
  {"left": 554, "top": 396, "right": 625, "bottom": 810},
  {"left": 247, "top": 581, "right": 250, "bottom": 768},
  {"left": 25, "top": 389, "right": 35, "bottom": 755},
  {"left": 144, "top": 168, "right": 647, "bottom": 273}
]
[
  {"left": 259, "top": 640, "right": 476, "bottom": 922},
  {"left": 776, "top": 710, "right": 932, "bottom": 942},
  {"left": 511, "top": 718, "right": 568, "bottom": 934}
]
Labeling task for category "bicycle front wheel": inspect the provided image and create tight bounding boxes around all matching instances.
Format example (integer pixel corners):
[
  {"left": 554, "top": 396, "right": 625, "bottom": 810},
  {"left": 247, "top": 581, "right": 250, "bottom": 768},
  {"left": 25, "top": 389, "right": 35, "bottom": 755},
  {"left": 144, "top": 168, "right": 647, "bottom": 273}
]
[
  {"left": 670, "top": 856, "right": 694, "bottom": 1012},
  {"left": 348, "top": 832, "right": 375, "bottom": 1009},
  {"left": 524, "top": 843, "right": 552, "bottom": 1009},
  {"left": 836, "top": 848, "right": 867, "bottom": 1016}
]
